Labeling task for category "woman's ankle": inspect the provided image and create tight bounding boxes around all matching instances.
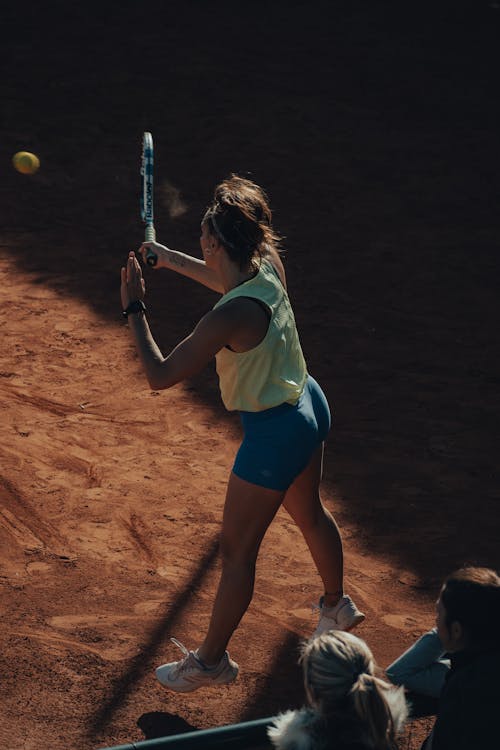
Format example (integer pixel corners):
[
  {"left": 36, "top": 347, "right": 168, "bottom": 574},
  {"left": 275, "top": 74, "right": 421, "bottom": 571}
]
[
  {"left": 196, "top": 645, "right": 225, "bottom": 667},
  {"left": 322, "top": 590, "right": 343, "bottom": 608}
]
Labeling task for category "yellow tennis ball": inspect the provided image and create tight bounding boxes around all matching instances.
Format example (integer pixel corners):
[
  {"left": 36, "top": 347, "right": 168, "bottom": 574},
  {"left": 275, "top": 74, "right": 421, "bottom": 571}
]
[{"left": 12, "top": 151, "right": 40, "bottom": 175}]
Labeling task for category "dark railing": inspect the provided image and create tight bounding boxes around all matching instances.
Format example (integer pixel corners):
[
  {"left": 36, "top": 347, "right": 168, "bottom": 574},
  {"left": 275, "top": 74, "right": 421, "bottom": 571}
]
[{"left": 98, "top": 716, "right": 275, "bottom": 750}]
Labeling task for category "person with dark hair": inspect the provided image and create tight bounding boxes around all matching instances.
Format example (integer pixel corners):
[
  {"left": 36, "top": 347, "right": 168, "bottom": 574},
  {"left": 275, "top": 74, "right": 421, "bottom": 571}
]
[
  {"left": 268, "top": 631, "right": 408, "bottom": 750},
  {"left": 387, "top": 566, "right": 500, "bottom": 749},
  {"left": 121, "top": 175, "right": 364, "bottom": 692}
]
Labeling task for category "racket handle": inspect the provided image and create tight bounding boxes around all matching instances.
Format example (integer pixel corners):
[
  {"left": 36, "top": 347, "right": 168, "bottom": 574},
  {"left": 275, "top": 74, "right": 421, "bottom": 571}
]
[{"left": 144, "top": 224, "right": 158, "bottom": 266}]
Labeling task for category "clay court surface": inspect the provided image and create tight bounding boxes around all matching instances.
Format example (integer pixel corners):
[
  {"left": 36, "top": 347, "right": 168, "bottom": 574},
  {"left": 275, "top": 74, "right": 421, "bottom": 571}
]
[{"left": 1, "top": 2, "right": 499, "bottom": 748}]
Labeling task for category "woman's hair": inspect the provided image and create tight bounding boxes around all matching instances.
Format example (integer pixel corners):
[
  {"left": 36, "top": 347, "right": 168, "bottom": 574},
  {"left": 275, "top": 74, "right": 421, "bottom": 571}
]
[
  {"left": 300, "top": 631, "right": 407, "bottom": 750},
  {"left": 441, "top": 565, "right": 500, "bottom": 648},
  {"left": 203, "top": 174, "right": 282, "bottom": 270}
]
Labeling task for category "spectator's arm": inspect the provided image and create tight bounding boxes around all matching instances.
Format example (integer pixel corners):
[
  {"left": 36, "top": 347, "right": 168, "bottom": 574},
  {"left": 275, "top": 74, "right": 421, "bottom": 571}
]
[{"left": 386, "top": 629, "right": 450, "bottom": 698}]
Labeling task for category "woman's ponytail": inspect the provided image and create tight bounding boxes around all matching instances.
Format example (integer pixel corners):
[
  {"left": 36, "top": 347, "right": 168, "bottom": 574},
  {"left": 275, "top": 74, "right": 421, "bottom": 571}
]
[
  {"left": 301, "top": 631, "right": 407, "bottom": 750},
  {"left": 349, "top": 672, "right": 399, "bottom": 750}
]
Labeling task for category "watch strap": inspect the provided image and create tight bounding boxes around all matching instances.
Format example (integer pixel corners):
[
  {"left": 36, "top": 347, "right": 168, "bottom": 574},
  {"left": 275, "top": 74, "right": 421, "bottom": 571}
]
[{"left": 123, "top": 299, "right": 147, "bottom": 318}]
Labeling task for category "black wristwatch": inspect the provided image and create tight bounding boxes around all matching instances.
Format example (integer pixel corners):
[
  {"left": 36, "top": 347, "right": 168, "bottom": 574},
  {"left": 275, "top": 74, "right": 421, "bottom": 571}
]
[{"left": 122, "top": 299, "right": 147, "bottom": 318}]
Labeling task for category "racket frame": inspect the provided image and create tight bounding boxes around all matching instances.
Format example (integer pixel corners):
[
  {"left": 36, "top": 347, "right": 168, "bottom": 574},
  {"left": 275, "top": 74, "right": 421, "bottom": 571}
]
[{"left": 141, "top": 131, "right": 158, "bottom": 265}]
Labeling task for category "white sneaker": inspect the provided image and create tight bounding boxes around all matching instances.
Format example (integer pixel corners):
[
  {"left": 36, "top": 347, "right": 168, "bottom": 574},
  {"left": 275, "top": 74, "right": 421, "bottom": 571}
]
[
  {"left": 156, "top": 638, "right": 239, "bottom": 693},
  {"left": 313, "top": 595, "right": 365, "bottom": 637}
]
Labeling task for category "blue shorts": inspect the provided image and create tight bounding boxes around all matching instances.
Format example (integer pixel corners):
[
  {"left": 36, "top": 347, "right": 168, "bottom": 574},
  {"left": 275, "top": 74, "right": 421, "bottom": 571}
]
[{"left": 232, "top": 375, "right": 331, "bottom": 491}]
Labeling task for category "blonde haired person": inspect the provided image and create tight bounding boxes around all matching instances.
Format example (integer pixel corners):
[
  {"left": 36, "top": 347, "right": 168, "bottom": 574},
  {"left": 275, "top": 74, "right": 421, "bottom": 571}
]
[
  {"left": 269, "top": 631, "right": 407, "bottom": 750},
  {"left": 121, "top": 175, "right": 364, "bottom": 692}
]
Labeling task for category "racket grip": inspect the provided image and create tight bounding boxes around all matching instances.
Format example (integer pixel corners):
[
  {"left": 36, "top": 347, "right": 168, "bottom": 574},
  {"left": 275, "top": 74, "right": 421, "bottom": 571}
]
[{"left": 144, "top": 224, "right": 158, "bottom": 266}]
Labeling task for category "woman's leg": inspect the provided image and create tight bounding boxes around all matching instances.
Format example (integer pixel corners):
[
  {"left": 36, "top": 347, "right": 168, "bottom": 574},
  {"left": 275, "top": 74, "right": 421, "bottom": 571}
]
[
  {"left": 282, "top": 443, "right": 344, "bottom": 605},
  {"left": 197, "top": 472, "right": 285, "bottom": 665}
]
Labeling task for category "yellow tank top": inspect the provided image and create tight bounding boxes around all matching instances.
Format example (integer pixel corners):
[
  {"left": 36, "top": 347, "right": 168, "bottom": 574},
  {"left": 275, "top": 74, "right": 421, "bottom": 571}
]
[{"left": 213, "top": 259, "right": 307, "bottom": 412}]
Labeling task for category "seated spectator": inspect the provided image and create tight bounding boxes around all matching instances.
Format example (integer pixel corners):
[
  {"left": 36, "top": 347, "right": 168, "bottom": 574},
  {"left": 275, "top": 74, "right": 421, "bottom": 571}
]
[
  {"left": 387, "top": 566, "right": 500, "bottom": 749},
  {"left": 268, "top": 630, "right": 407, "bottom": 750}
]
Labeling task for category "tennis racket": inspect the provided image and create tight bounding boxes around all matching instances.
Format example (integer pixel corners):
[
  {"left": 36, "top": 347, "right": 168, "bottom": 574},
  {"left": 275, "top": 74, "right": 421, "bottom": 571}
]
[{"left": 140, "top": 131, "right": 158, "bottom": 266}]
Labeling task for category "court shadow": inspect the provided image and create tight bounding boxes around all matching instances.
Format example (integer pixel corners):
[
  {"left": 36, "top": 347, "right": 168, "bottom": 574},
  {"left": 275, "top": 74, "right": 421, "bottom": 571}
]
[
  {"left": 239, "top": 631, "right": 304, "bottom": 722},
  {"left": 85, "top": 538, "right": 219, "bottom": 742}
]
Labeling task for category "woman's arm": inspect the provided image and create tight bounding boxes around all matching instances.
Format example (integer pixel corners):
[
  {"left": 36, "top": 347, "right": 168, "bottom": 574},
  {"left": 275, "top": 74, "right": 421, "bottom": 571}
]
[
  {"left": 121, "top": 252, "right": 233, "bottom": 390},
  {"left": 139, "top": 241, "right": 223, "bottom": 293},
  {"left": 126, "top": 308, "right": 234, "bottom": 390}
]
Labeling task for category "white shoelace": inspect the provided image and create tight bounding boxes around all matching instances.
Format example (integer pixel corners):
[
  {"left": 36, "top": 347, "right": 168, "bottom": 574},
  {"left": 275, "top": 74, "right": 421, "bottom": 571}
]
[
  {"left": 170, "top": 637, "right": 189, "bottom": 656},
  {"left": 169, "top": 637, "right": 199, "bottom": 677}
]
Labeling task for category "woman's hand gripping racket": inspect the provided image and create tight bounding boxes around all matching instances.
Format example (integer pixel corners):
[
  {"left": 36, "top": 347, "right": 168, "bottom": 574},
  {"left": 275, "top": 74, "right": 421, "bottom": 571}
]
[{"left": 141, "top": 132, "right": 158, "bottom": 266}]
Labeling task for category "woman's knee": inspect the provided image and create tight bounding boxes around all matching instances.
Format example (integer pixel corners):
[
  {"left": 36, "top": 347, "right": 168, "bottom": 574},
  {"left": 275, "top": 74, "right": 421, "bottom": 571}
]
[
  {"left": 286, "top": 495, "right": 328, "bottom": 533},
  {"left": 219, "top": 531, "right": 259, "bottom": 567}
]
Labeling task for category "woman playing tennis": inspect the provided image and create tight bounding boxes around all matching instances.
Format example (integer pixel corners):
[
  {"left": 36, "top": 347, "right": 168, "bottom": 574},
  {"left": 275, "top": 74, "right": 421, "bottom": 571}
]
[{"left": 121, "top": 175, "right": 364, "bottom": 692}]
